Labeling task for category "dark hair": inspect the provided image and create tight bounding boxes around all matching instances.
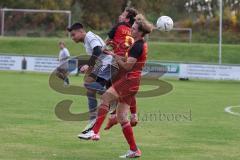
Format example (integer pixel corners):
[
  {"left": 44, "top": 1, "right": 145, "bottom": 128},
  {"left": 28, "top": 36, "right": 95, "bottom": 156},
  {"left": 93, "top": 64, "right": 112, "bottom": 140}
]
[
  {"left": 125, "top": 7, "right": 138, "bottom": 26},
  {"left": 67, "top": 22, "right": 84, "bottom": 32}
]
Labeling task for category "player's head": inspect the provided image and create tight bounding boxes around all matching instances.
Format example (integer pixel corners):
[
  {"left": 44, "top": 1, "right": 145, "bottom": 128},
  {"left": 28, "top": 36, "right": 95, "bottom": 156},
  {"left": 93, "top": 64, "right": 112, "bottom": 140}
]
[
  {"left": 59, "top": 41, "right": 65, "bottom": 49},
  {"left": 119, "top": 7, "right": 138, "bottom": 26},
  {"left": 131, "top": 14, "right": 153, "bottom": 38},
  {"left": 67, "top": 22, "right": 86, "bottom": 43}
]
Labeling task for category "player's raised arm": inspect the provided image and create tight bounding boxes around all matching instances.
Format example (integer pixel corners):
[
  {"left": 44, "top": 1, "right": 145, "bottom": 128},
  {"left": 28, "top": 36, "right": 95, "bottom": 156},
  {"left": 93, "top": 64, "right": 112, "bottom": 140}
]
[{"left": 115, "top": 14, "right": 153, "bottom": 72}]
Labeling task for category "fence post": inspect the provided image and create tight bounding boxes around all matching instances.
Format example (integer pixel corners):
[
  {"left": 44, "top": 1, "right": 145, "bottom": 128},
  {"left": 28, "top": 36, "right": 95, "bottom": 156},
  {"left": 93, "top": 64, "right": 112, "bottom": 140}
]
[
  {"left": 189, "top": 28, "right": 192, "bottom": 43},
  {"left": 1, "top": 8, "right": 5, "bottom": 36}
]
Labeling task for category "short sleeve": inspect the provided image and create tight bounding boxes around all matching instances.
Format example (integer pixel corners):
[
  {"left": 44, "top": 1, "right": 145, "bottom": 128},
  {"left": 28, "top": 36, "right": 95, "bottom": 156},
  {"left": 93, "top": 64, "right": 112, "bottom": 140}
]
[
  {"left": 64, "top": 48, "right": 70, "bottom": 57},
  {"left": 128, "top": 41, "right": 144, "bottom": 59},
  {"left": 86, "top": 32, "right": 105, "bottom": 49},
  {"left": 89, "top": 38, "right": 103, "bottom": 49}
]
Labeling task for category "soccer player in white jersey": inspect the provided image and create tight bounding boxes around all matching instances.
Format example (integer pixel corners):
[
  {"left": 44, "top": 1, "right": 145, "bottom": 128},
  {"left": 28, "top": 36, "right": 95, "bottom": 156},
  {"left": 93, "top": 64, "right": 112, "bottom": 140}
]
[
  {"left": 57, "top": 41, "right": 70, "bottom": 86},
  {"left": 67, "top": 23, "right": 118, "bottom": 137}
]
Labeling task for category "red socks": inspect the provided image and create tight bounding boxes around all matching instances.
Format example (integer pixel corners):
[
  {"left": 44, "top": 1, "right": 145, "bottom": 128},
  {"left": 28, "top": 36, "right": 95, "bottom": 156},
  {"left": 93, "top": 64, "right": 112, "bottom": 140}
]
[
  {"left": 121, "top": 121, "right": 137, "bottom": 151},
  {"left": 93, "top": 104, "right": 109, "bottom": 134}
]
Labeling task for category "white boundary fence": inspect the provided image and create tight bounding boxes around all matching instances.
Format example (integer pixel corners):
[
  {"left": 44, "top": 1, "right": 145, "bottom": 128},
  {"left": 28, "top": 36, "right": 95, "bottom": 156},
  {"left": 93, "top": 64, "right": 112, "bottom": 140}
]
[
  {"left": 0, "top": 54, "right": 78, "bottom": 74},
  {"left": 1, "top": 54, "right": 240, "bottom": 81}
]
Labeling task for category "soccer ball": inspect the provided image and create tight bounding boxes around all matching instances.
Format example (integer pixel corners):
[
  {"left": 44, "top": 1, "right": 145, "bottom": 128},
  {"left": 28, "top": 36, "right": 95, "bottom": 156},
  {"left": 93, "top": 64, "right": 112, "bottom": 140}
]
[{"left": 156, "top": 16, "right": 174, "bottom": 32}]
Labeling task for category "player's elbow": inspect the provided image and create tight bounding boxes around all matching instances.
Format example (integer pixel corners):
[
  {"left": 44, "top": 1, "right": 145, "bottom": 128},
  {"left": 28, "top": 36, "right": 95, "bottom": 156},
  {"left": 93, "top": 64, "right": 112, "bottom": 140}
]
[{"left": 123, "top": 65, "right": 134, "bottom": 71}]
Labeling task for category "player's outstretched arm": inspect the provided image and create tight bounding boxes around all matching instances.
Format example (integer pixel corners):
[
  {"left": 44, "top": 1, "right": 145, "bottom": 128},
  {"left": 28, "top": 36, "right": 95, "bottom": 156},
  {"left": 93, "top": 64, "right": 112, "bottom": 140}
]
[{"left": 116, "top": 56, "right": 137, "bottom": 71}]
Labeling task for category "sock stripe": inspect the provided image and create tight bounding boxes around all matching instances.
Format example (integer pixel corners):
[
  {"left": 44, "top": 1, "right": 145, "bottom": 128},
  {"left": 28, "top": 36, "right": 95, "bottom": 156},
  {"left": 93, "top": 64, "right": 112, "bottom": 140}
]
[
  {"left": 121, "top": 121, "right": 137, "bottom": 151},
  {"left": 121, "top": 122, "right": 131, "bottom": 129}
]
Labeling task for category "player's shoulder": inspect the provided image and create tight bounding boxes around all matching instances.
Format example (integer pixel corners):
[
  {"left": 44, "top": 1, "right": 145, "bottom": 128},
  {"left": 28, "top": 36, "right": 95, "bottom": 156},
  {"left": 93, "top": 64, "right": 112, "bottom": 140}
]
[
  {"left": 85, "top": 31, "right": 105, "bottom": 48},
  {"left": 63, "top": 47, "right": 69, "bottom": 52},
  {"left": 86, "top": 31, "right": 103, "bottom": 42},
  {"left": 85, "top": 31, "right": 96, "bottom": 40},
  {"left": 133, "top": 39, "right": 145, "bottom": 47},
  {"left": 62, "top": 48, "right": 70, "bottom": 54}
]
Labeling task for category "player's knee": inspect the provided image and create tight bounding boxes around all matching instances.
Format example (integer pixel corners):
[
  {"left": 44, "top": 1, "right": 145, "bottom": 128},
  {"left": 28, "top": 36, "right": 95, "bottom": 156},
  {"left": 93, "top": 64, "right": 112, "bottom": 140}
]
[
  {"left": 84, "top": 82, "right": 97, "bottom": 93},
  {"left": 101, "top": 92, "right": 115, "bottom": 104},
  {"left": 84, "top": 76, "right": 95, "bottom": 83},
  {"left": 84, "top": 81, "right": 105, "bottom": 94},
  {"left": 117, "top": 112, "right": 128, "bottom": 124},
  {"left": 100, "top": 93, "right": 110, "bottom": 105},
  {"left": 87, "top": 89, "right": 96, "bottom": 96}
]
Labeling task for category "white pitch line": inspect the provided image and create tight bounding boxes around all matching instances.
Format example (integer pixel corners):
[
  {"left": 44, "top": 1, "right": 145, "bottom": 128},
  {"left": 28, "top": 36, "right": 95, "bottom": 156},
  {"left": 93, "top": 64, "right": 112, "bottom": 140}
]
[{"left": 224, "top": 106, "right": 240, "bottom": 116}]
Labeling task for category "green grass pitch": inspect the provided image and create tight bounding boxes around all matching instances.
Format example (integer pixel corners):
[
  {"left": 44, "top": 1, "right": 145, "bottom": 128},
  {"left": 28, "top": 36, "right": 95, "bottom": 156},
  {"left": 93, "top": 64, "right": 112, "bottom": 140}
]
[
  {"left": 1, "top": 37, "right": 240, "bottom": 64},
  {"left": 0, "top": 71, "right": 240, "bottom": 160}
]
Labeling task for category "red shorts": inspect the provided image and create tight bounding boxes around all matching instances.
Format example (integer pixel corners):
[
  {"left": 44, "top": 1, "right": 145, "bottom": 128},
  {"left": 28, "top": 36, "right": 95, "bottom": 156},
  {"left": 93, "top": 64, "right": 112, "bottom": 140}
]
[{"left": 113, "top": 76, "right": 140, "bottom": 106}]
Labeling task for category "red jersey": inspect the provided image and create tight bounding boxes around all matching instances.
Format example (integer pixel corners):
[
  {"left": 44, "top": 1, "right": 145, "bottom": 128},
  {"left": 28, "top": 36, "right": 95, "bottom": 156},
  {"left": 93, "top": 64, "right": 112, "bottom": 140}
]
[
  {"left": 108, "top": 22, "right": 134, "bottom": 57},
  {"left": 126, "top": 39, "right": 148, "bottom": 79},
  {"left": 112, "top": 39, "right": 148, "bottom": 105}
]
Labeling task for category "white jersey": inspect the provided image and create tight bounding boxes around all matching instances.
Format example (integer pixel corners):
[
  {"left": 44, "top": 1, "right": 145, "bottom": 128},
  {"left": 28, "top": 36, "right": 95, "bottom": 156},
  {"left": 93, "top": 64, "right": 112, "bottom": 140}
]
[
  {"left": 84, "top": 31, "right": 105, "bottom": 54},
  {"left": 84, "top": 31, "right": 113, "bottom": 65},
  {"left": 58, "top": 47, "right": 70, "bottom": 68}
]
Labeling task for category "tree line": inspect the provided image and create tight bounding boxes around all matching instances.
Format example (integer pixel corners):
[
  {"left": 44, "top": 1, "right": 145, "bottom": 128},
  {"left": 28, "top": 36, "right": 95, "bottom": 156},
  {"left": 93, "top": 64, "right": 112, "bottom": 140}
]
[{"left": 0, "top": 0, "right": 239, "bottom": 38}]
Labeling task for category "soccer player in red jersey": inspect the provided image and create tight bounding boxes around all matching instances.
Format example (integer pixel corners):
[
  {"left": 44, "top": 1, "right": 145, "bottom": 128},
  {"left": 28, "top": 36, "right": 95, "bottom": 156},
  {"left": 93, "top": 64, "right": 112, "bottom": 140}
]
[
  {"left": 104, "top": 7, "right": 139, "bottom": 130},
  {"left": 81, "top": 14, "right": 154, "bottom": 158},
  {"left": 106, "top": 7, "right": 137, "bottom": 57}
]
